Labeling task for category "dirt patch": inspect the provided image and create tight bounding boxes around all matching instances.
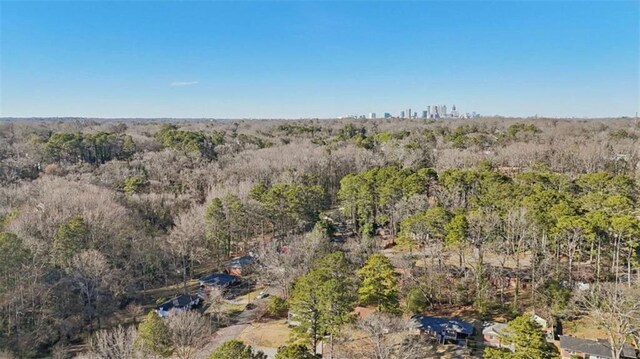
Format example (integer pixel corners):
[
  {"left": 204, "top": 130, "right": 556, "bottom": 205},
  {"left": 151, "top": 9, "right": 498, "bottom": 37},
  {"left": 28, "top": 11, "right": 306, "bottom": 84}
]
[{"left": 238, "top": 319, "right": 291, "bottom": 348}]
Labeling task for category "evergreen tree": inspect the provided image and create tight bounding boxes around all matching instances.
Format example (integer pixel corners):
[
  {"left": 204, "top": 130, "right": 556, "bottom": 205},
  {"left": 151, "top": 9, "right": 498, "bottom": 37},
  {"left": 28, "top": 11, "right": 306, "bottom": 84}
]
[
  {"left": 208, "top": 340, "right": 266, "bottom": 359},
  {"left": 357, "top": 253, "right": 400, "bottom": 314},
  {"left": 274, "top": 344, "right": 318, "bottom": 359},
  {"left": 53, "top": 216, "right": 89, "bottom": 267},
  {"left": 405, "top": 287, "right": 429, "bottom": 314},
  {"left": 0, "top": 233, "right": 31, "bottom": 293},
  {"left": 136, "top": 311, "right": 173, "bottom": 357},
  {"left": 289, "top": 252, "right": 357, "bottom": 352}
]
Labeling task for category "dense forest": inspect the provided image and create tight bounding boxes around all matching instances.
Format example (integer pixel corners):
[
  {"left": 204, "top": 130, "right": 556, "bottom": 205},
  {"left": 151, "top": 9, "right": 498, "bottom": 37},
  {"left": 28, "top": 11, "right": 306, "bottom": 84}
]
[{"left": 0, "top": 117, "right": 639, "bottom": 358}]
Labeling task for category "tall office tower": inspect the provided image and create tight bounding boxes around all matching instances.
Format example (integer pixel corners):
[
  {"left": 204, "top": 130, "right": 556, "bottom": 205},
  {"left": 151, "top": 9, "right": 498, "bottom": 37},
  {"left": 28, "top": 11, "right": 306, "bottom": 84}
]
[
  {"left": 400, "top": 111, "right": 405, "bottom": 119},
  {"left": 369, "top": 113, "right": 376, "bottom": 119},
  {"left": 384, "top": 113, "right": 391, "bottom": 119},
  {"left": 451, "top": 104, "right": 459, "bottom": 118},
  {"left": 433, "top": 105, "right": 439, "bottom": 118},
  {"left": 406, "top": 108, "right": 411, "bottom": 119},
  {"left": 442, "top": 105, "right": 447, "bottom": 117},
  {"left": 413, "top": 112, "right": 417, "bottom": 119},
  {"left": 421, "top": 110, "right": 428, "bottom": 119},
  {"left": 426, "top": 106, "right": 431, "bottom": 118}
]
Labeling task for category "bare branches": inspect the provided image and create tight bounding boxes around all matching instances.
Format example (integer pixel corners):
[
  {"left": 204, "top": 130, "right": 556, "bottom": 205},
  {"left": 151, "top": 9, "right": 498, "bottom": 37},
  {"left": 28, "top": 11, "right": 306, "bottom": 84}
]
[
  {"left": 577, "top": 284, "right": 640, "bottom": 359},
  {"left": 89, "top": 325, "right": 140, "bottom": 359},
  {"left": 165, "top": 311, "right": 211, "bottom": 359}
]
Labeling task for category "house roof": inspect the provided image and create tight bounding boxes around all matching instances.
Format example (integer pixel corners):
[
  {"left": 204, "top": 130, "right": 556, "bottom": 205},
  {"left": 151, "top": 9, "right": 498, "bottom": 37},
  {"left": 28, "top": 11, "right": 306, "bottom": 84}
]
[
  {"left": 410, "top": 315, "right": 474, "bottom": 335},
  {"left": 228, "top": 254, "right": 254, "bottom": 269},
  {"left": 199, "top": 272, "right": 240, "bottom": 287},
  {"left": 156, "top": 294, "right": 200, "bottom": 312},
  {"left": 559, "top": 336, "right": 637, "bottom": 359},
  {"left": 531, "top": 313, "right": 548, "bottom": 330},
  {"left": 482, "top": 323, "right": 507, "bottom": 336}
]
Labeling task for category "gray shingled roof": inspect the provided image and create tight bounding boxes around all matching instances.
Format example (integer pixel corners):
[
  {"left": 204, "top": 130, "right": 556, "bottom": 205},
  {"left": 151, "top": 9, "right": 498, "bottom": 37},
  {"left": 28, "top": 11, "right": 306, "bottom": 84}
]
[
  {"left": 156, "top": 294, "right": 200, "bottom": 311},
  {"left": 410, "top": 315, "right": 474, "bottom": 335},
  {"left": 559, "top": 336, "right": 637, "bottom": 359},
  {"left": 199, "top": 272, "right": 240, "bottom": 287},
  {"left": 482, "top": 322, "right": 507, "bottom": 336},
  {"left": 228, "top": 255, "right": 254, "bottom": 268}
]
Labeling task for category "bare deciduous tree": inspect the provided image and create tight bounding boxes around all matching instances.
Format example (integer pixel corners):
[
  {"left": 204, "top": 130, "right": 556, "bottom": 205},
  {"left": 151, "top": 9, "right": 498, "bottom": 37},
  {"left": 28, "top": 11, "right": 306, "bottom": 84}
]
[
  {"left": 166, "top": 310, "right": 210, "bottom": 359},
  {"left": 68, "top": 250, "right": 119, "bottom": 332},
  {"left": 578, "top": 284, "right": 640, "bottom": 359},
  {"left": 356, "top": 313, "right": 404, "bottom": 359},
  {"left": 167, "top": 205, "right": 209, "bottom": 293},
  {"left": 256, "top": 230, "right": 331, "bottom": 298},
  {"left": 88, "top": 325, "right": 140, "bottom": 359},
  {"left": 204, "top": 286, "right": 227, "bottom": 327}
]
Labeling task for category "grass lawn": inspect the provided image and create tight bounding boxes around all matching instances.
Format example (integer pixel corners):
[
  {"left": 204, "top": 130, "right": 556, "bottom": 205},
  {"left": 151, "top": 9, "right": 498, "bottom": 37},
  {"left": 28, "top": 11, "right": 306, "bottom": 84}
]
[
  {"left": 238, "top": 319, "right": 291, "bottom": 348},
  {"left": 562, "top": 317, "right": 608, "bottom": 339},
  {"left": 220, "top": 303, "right": 246, "bottom": 314},
  {"left": 233, "top": 288, "right": 266, "bottom": 304}
]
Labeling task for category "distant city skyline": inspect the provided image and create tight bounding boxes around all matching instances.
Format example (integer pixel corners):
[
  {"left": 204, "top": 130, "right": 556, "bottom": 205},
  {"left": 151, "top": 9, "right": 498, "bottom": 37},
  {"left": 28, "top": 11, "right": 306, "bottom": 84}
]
[
  {"left": 340, "top": 103, "right": 478, "bottom": 120},
  {"left": 1, "top": 1, "right": 638, "bottom": 118}
]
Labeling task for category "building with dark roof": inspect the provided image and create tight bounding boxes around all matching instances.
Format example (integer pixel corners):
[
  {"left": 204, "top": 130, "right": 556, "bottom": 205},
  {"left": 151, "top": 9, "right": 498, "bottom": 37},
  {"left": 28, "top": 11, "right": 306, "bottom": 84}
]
[
  {"left": 409, "top": 315, "right": 474, "bottom": 346},
  {"left": 155, "top": 294, "right": 201, "bottom": 318},
  {"left": 559, "top": 336, "right": 637, "bottom": 359},
  {"left": 198, "top": 272, "right": 241, "bottom": 297},
  {"left": 226, "top": 254, "right": 255, "bottom": 276}
]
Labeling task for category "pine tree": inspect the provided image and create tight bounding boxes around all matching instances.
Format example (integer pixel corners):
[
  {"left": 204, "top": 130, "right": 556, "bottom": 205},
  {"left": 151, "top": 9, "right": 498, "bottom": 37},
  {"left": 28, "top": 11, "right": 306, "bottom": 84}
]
[
  {"left": 289, "top": 252, "right": 357, "bottom": 353},
  {"left": 53, "top": 216, "right": 89, "bottom": 267},
  {"left": 208, "top": 340, "right": 266, "bottom": 359},
  {"left": 357, "top": 253, "right": 400, "bottom": 314},
  {"left": 136, "top": 311, "right": 173, "bottom": 357},
  {"left": 274, "top": 344, "right": 318, "bottom": 359}
]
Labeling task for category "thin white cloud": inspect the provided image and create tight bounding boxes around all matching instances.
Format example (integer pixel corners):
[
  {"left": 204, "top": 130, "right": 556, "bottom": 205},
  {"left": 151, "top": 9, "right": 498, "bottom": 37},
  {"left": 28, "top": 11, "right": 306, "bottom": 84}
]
[{"left": 170, "top": 81, "right": 199, "bottom": 87}]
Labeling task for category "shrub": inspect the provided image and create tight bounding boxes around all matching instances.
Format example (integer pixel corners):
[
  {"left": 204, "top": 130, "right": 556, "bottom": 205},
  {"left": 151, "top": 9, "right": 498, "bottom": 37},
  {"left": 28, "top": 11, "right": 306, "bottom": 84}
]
[{"left": 267, "top": 296, "right": 288, "bottom": 317}]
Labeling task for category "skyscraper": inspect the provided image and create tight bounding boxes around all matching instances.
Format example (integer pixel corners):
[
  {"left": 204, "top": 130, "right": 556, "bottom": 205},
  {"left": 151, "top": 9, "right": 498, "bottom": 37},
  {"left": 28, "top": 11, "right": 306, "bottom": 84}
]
[
  {"left": 406, "top": 108, "right": 411, "bottom": 119},
  {"left": 400, "top": 111, "right": 405, "bottom": 119},
  {"left": 369, "top": 113, "right": 376, "bottom": 119},
  {"left": 384, "top": 113, "right": 391, "bottom": 119},
  {"left": 421, "top": 110, "right": 428, "bottom": 119},
  {"left": 451, "top": 105, "right": 459, "bottom": 118}
]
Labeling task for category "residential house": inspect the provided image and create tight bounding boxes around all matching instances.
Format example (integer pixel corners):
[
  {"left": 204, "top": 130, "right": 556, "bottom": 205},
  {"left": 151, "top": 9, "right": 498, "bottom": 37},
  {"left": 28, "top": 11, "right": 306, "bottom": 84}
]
[
  {"left": 226, "top": 254, "right": 255, "bottom": 276},
  {"left": 409, "top": 315, "right": 474, "bottom": 346},
  {"left": 198, "top": 272, "right": 241, "bottom": 297},
  {"left": 559, "top": 336, "right": 637, "bottom": 359},
  {"left": 530, "top": 312, "right": 556, "bottom": 341},
  {"left": 531, "top": 313, "right": 548, "bottom": 329},
  {"left": 483, "top": 322, "right": 509, "bottom": 349},
  {"left": 156, "top": 294, "right": 201, "bottom": 318}
]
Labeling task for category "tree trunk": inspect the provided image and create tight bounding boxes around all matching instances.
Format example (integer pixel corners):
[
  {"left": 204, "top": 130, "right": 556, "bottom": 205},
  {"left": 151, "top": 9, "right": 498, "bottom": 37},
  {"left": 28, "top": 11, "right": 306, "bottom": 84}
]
[
  {"left": 627, "top": 249, "right": 632, "bottom": 287},
  {"left": 596, "top": 237, "right": 602, "bottom": 283},
  {"left": 514, "top": 253, "right": 521, "bottom": 308}
]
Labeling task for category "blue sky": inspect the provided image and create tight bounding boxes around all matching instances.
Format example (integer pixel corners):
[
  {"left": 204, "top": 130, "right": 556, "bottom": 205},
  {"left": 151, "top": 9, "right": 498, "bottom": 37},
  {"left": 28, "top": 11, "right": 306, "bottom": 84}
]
[{"left": 1, "top": 1, "right": 638, "bottom": 118}]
